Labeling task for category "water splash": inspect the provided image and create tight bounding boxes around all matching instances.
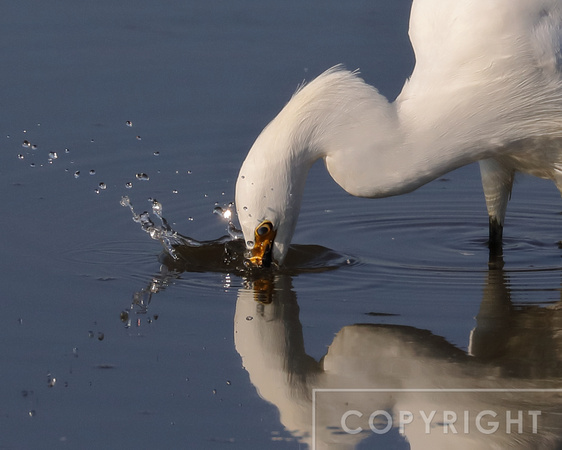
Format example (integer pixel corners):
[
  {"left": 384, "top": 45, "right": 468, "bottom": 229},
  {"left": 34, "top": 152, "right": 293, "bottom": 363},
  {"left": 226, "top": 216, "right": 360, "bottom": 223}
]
[
  {"left": 213, "top": 204, "right": 244, "bottom": 240},
  {"left": 120, "top": 196, "right": 227, "bottom": 260},
  {"left": 122, "top": 197, "right": 355, "bottom": 274}
]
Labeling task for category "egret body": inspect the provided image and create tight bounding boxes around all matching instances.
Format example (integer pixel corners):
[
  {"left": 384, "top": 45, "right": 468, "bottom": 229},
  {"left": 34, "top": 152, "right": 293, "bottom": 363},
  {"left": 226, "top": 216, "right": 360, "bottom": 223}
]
[{"left": 235, "top": 0, "right": 562, "bottom": 266}]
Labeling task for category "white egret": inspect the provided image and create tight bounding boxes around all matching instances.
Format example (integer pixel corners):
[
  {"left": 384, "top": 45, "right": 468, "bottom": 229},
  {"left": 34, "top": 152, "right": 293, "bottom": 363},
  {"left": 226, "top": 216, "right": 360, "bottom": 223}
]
[{"left": 235, "top": 0, "right": 562, "bottom": 266}]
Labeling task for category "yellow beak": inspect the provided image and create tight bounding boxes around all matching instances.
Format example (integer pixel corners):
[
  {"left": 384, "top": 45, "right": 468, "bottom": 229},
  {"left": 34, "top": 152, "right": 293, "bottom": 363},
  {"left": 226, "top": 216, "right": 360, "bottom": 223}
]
[{"left": 248, "top": 221, "right": 276, "bottom": 267}]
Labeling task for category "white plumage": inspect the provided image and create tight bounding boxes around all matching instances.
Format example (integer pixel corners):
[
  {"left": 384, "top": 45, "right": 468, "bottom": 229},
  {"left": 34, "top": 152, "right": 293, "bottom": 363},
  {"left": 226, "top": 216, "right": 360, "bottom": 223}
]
[{"left": 235, "top": 0, "right": 562, "bottom": 265}]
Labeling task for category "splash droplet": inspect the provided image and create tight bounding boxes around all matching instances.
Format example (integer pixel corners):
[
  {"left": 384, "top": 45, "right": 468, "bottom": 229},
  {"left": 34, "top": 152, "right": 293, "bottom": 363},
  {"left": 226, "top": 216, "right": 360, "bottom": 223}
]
[
  {"left": 17, "top": 154, "right": 24, "bottom": 160},
  {"left": 48, "top": 152, "right": 58, "bottom": 160},
  {"left": 136, "top": 135, "right": 142, "bottom": 140},
  {"left": 126, "top": 120, "right": 133, "bottom": 127},
  {"left": 74, "top": 171, "right": 80, "bottom": 178},
  {"left": 125, "top": 182, "right": 132, "bottom": 189},
  {"left": 89, "top": 169, "right": 96, "bottom": 175},
  {"left": 120, "top": 196, "right": 131, "bottom": 207},
  {"left": 98, "top": 182, "right": 107, "bottom": 190},
  {"left": 22, "top": 140, "right": 31, "bottom": 148},
  {"left": 151, "top": 200, "right": 162, "bottom": 215},
  {"left": 136, "top": 173, "right": 149, "bottom": 181}
]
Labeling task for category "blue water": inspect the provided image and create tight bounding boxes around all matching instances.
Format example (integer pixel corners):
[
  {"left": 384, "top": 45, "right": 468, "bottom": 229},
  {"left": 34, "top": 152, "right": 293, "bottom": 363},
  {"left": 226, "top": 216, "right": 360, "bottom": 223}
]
[{"left": 1, "top": 1, "right": 561, "bottom": 449}]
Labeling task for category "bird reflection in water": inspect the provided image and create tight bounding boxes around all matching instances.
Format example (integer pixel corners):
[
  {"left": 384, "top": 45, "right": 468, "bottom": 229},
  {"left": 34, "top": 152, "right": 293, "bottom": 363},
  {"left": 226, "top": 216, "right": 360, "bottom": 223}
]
[
  {"left": 126, "top": 237, "right": 562, "bottom": 449},
  {"left": 234, "top": 266, "right": 562, "bottom": 449}
]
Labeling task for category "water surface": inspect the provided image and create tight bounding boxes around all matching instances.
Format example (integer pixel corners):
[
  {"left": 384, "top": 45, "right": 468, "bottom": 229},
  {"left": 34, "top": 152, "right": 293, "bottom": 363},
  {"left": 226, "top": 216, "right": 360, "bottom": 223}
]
[{"left": 1, "top": 1, "right": 561, "bottom": 449}]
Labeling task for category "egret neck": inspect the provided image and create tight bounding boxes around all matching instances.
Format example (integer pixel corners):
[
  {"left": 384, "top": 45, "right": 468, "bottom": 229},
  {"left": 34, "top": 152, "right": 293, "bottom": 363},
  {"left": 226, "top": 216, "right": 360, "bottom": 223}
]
[{"left": 235, "top": 68, "right": 489, "bottom": 264}]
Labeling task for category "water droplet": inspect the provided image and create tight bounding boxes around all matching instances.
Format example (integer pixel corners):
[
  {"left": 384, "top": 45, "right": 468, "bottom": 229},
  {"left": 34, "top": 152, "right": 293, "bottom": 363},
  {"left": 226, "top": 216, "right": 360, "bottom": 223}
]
[
  {"left": 246, "top": 240, "right": 254, "bottom": 248},
  {"left": 172, "top": 189, "right": 178, "bottom": 194},
  {"left": 28, "top": 410, "right": 36, "bottom": 417},
  {"left": 226, "top": 380, "right": 231, "bottom": 385},
  {"left": 17, "top": 154, "right": 24, "bottom": 160},
  {"left": 74, "top": 171, "right": 80, "bottom": 178},
  {"left": 153, "top": 151, "right": 160, "bottom": 156},
  {"left": 151, "top": 200, "right": 162, "bottom": 215},
  {"left": 213, "top": 206, "right": 223, "bottom": 215},
  {"left": 241, "top": 175, "right": 245, "bottom": 179},
  {"left": 120, "top": 196, "right": 131, "bottom": 207},
  {"left": 29, "top": 163, "right": 36, "bottom": 168},
  {"left": 22, "top": 140, "right": 31, "bottom": 148},
  {"left": 65, "top": 148, "right": 70, "bottom": 153},
  {"left": 98, "top": 182, "right": 107, "bottom": 190},
  {"left": 187, "top": 170, "right": 192, "bottom": 174},
  {"left": 136, "top": 135, "right": 142, "bottom": 140},
  {"left": 243, "top": 206, "right": 248, "bottom": 211},
  {"left": 246, "top": 316, "right": 253, "bottom": 321},
  {"left": 97, "top": 332, "right": 104, "bottom": 341},
  {"left": 126, "top": 120, "right": 133, "bottom": 127},
  {"left": 89, "top": 169, "right": 96, "bottom": 175},
  {"left": 125, "top": 182, "right": 133, "bottom": 189},
  {"left": 48, "top": 152, "right": 58, "bottom": 160},
  {"left": 31, "top": 144, "right": 38, "bottom": 150},
  {"left": 94, "top": 188, "right": 100, "bottom": 194},
  {"left": 188, "top": 217, "right": 194, "bottom": 221},
  {"left": 136, "top": 173, "right": 149, "bottom": 181}
]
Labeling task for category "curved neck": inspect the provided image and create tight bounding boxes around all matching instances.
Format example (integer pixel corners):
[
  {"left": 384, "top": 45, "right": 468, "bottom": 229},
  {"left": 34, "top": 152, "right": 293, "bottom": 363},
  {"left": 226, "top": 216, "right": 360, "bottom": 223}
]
[{"left": 280, "top": 69, "right": 483, "bottom": 198}]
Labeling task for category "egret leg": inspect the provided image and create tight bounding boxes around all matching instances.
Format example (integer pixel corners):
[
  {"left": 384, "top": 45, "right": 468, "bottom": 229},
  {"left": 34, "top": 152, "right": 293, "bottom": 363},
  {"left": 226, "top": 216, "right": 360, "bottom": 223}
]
[{"left": 478, "top": 159, "right": 514, "bottom": 264}]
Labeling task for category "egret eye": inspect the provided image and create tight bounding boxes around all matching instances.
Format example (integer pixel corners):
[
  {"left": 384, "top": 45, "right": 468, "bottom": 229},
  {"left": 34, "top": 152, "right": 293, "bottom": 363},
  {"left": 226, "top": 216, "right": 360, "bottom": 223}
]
[{"left": 256, "top": 222, "right": 272, "bottom": 236}]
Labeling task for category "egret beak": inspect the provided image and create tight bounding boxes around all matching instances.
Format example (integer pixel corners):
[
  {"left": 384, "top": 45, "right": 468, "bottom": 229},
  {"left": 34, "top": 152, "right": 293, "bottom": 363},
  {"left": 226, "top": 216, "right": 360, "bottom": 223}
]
[{"left": 248, "top": 221, "right": 276, "bottom": 268}]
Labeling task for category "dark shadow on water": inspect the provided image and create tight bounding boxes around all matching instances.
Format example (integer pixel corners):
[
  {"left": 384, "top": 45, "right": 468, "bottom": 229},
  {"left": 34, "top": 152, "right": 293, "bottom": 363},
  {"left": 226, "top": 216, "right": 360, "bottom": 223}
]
[{"left": 162, "top": 237, "right": 357, "bottom": 276}]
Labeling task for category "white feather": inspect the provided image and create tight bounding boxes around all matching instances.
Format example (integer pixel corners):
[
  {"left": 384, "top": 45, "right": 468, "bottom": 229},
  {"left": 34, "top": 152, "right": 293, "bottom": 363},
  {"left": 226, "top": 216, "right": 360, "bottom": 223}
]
[{"left": 235, "top": 0, "right": 562, "bottom": 264}]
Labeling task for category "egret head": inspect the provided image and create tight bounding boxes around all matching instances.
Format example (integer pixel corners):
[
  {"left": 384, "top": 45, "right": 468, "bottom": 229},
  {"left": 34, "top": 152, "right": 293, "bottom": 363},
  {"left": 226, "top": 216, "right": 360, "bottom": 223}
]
[{"left": 235, "top": 139, "right": 307, "bottom": 267}]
